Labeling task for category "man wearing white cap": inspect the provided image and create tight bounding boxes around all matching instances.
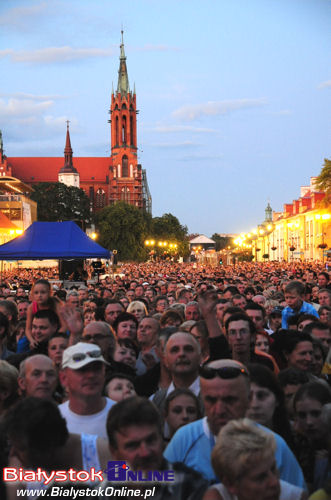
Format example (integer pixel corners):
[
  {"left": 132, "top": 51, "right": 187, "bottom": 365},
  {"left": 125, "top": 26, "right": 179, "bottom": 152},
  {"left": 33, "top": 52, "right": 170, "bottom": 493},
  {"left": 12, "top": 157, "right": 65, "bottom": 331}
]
[{"left": 59, "top": 342, "right": 115, "bottom": 439}]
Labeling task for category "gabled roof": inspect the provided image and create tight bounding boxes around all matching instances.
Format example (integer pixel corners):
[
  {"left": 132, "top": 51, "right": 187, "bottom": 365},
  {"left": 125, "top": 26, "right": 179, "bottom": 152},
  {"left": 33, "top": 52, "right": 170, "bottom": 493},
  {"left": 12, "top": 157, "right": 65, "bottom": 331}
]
[
  {"left": 0, "top": 221, "right": 111, "bottom": 260},
  {"left": 190, "top": 235, "right": 215, "bottom": 245},
  {"left": 7, "top": 157, "right": 112, "bottom": 184}
]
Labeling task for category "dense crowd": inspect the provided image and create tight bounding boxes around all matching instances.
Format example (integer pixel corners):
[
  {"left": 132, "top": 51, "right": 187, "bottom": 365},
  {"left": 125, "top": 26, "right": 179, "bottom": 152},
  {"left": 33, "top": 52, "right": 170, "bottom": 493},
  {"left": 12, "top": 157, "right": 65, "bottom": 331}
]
[{"left": 0, "top": 260, "right": 331, "bottom": 499}]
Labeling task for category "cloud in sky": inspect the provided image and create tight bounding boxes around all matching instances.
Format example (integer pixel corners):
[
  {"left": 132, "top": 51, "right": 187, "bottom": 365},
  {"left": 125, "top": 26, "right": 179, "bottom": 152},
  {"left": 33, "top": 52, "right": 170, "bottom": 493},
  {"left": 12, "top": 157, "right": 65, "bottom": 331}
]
[
  {"left": 0, "top": 2, "right": 48, "bottom": 29},
  {"left": 0, "top": 46, "right": 115, "bottom": 64},
  {"left": 0, "top": 96, "right": 76, "bottom": 142},
  {"left": 317, "top": 80, "right": 331, "bottom": 89},
  {"left": 0, "top": 98, "right": 53, "bottom": 118},
  {"left": 172, "top": 98, "right": 267, "bottom": 121},
  {"left": 0, "top": 92, "right": 65, "bottom": 101}
]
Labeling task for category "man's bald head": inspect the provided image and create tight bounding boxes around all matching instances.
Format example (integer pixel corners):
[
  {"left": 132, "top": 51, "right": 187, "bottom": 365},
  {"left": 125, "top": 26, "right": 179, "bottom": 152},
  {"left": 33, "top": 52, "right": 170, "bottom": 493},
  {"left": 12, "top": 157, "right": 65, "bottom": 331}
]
[{"left": 19, "top": 355, "right": 57, "bottom": 400}]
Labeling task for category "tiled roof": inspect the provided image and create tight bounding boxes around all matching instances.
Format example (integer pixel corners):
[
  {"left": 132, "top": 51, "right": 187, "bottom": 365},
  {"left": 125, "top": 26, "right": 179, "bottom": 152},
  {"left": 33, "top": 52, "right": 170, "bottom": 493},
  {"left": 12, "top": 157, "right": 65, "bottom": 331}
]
[{"left": 7, "top": 157, "right": 112, "bottom": 183}]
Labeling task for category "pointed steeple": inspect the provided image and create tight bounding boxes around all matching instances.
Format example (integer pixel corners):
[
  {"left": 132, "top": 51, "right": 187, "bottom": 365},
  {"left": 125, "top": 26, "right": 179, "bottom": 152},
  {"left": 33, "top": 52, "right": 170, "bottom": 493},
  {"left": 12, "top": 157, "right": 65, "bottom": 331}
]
[
  {"left": 265, "top": 201, "right": 272, "bottom": 222},
  {"left": 117, "top": 30, "right": 130, "bottom": 95},
  {"left": 0, "top": 130, "right": 4, "bottom": 163},
  {"left": 60, "top": 121, "right": 78, "bottom": 173}
]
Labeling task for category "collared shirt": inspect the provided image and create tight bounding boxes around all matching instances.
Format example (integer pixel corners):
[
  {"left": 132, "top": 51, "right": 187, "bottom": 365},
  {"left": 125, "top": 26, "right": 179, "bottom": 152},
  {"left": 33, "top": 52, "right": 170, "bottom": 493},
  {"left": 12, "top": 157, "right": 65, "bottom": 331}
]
[
  {"left": 166, "top": 376, "right": 200, "bottom": 397},
  {"left": 164, "top": 418, "right": 306, "bottom": 488},
  {"left": 282, "top": 301, "right": 319, "bottom": 328}
]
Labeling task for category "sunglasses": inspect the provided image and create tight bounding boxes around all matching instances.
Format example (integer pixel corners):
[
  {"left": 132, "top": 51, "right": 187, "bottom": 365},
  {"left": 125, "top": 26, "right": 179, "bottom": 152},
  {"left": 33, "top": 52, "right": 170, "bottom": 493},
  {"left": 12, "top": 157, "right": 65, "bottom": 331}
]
[
  {"left": 71, "top": 350, "right": 101, "bottom": 363},
  {"left": 199, "top": 365, "right": 249, "bottom": 380}
]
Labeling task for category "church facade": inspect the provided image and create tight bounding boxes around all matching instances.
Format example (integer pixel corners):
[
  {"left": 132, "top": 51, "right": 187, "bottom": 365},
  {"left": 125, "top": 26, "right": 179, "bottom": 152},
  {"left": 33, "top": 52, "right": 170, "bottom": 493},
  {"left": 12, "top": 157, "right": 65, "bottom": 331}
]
[{"left": 1, "top": 33, "right": 152, "bottom": 214}]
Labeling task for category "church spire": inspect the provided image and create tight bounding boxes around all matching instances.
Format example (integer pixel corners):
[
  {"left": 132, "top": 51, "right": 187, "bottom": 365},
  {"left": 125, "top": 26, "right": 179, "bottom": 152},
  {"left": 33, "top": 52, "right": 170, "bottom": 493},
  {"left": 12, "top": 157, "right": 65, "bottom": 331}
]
[
  {"left": 0, "top": 130, "right": 4, "bottom": 163},
  {"left": 117, "top": 30, "right": 130, "bottom": 95},
  {"left": 60, "top": 121, "right": 77, "bottom": 173},
  {"left": 265, "top": 201, "right": 272, "bottom": 222}
]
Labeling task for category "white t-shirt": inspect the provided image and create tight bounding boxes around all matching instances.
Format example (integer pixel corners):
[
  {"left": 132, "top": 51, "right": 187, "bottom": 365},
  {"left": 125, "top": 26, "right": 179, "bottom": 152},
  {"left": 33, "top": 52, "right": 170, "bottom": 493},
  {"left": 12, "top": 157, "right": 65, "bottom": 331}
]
[{"left": 59, "top": 397, "right": 115, "bottom": 439}]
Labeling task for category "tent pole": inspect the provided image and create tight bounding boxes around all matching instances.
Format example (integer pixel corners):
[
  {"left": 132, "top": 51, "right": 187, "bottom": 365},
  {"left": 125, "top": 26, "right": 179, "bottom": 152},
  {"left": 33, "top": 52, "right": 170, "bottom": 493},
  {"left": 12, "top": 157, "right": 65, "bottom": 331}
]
[{"left": 0, "top": 260, "right": 3, "bottom": 283}]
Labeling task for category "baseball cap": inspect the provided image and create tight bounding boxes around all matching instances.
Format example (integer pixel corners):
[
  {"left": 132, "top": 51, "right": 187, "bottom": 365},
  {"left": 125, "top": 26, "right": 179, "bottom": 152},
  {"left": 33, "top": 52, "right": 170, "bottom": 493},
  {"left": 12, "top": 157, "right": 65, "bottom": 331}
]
[{"left": 62, "top": 342, "right": 109, "bottom": 370}]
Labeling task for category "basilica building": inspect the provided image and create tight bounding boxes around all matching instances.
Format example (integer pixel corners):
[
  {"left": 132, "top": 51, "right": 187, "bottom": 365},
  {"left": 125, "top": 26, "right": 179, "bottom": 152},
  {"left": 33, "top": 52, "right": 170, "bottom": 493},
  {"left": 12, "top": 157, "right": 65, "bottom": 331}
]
[{"left": 0, "top": 32, "right": 152, "bottom": 215}]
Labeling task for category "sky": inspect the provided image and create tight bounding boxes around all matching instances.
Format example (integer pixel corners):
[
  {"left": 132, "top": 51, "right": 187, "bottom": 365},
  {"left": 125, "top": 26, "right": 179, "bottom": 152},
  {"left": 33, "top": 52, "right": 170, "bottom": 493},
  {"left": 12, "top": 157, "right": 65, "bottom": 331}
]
[{"left": 0, "top": 0, "right": 330, "bottom": 237}]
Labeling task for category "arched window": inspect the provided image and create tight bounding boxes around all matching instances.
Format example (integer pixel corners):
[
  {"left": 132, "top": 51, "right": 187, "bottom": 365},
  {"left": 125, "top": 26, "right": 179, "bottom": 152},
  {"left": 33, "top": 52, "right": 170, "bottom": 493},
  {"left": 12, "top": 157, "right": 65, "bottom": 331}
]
[
  {"left": 121, "top": 187, "right": 130, "bottom": 203},
  {"left": 122, "top": 103, "right": 127, "bottom": 110},
  {"left": 122, "top": 155, "right": 128, "bottom": 177},
  {"left": 122, "top": 116, "right": 127, "bottom": 143},
  {"left": 130, "top": 116, "right": 134, "bottom": 146},
  {"left": 96, "top": 188, "right": 106, "bottom": 208},
  {"left": 115, "top": 116, "right": 119, "bottom": 145}
]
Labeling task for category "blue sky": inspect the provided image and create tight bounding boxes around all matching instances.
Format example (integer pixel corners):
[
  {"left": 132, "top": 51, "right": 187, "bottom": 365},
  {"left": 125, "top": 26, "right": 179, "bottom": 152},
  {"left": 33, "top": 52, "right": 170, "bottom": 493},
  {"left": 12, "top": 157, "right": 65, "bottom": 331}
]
[{"left": 0, "top": 0, "right": 330, "bottom": 236}]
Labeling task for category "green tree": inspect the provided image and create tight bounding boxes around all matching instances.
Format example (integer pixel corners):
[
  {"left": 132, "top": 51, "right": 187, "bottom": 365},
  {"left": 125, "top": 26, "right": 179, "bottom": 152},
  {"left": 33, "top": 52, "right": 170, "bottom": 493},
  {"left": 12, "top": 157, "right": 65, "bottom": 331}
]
[
  {"left": 152, "top": 213, "right": 188, "bottom": 241},
  {"left": 211, "top": 233, "right": 233, "bottom": 251},
  {"left": 95, "top": 202, "right": 151, "bottom": 261},
  {"left": 30, "top": 182, "right": 91, "bottom": 227},
  {"left": 315, "top": 158, "right": 331, "bottom": 203},
  {"left": 151, "top": 213, "right": 189, "bottom": 258}
]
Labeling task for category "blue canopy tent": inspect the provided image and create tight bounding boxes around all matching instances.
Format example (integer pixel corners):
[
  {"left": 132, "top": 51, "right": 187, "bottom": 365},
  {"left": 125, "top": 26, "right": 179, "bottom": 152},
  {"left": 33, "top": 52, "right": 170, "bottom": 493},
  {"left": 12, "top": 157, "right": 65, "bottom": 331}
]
[{"left": 0, "top": 221, "right": 110, "bottom": 259}]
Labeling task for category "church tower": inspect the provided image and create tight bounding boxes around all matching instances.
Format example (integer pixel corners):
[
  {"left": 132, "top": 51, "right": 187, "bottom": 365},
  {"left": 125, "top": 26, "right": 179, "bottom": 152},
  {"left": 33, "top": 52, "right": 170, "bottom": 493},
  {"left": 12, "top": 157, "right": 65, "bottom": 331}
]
[
  {"left": 264, "top": 202, "right": 272, "bottom": 223},
  {"left": 109, "top": 31, "right": 143, "bottom": 208},
  {"left": 58, "top": 122, "right": 80, "bottom": 188},
  {"left": 0, "top": 131, "right": 12, "bottom": 177}
]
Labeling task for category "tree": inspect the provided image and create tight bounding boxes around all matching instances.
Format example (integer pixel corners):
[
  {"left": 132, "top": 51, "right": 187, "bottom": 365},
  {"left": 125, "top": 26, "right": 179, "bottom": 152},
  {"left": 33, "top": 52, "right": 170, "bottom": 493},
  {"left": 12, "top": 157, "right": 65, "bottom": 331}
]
[
  {"left": 151, "top": 213, "right": 189, "bottom": 258},
  {"left": 30, "top": 182, "right": 91, "bottom": 226},
  {"left": 95, "top": 202, "right": 151, "bottom": 261},
  {"left": 315, "top": 158, "right": 331, "bottom": 203},
  {"left": 211, "top": 233, "right": 233, "bottom": 251},
  {"left": 152, "top": 213, "right": 187, "bottom": 240}
]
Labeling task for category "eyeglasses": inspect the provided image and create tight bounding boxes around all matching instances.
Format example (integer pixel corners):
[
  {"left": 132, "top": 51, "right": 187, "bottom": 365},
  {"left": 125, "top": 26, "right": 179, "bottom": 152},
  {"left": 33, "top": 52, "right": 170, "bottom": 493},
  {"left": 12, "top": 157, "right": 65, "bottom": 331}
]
[
  {"left": 71, "top": 350, "right": 101, "bottom": 363},
  {"left": 82, "top": 334, "right": 108, "bottom": 342},
  {"left": 199, "top": 365, "right": 249, "bottom": 380}
]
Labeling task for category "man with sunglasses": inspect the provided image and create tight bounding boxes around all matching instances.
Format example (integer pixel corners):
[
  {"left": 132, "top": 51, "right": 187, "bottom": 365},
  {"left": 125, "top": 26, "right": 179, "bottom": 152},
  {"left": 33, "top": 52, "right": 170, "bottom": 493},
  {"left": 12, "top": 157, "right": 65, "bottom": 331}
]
[
  {"left": 59, "top": 342, "right": 115, "bottom": 439},
  {"left": 164, "top": 359, "right": 305, "bottom": 489},
  {"left": 81, "top": 321, "right": 116, "bottom": 363}
]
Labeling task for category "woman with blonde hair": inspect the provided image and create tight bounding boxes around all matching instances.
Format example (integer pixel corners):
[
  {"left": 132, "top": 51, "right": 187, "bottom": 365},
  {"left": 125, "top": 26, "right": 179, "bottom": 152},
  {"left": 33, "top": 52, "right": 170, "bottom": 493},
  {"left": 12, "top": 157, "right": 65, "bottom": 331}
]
[
  {"left": 203, "top": 418, "right": 306, "bottom": 500},
  {"left": 127, "top": 300, "right": 148, "bottom": 323}
]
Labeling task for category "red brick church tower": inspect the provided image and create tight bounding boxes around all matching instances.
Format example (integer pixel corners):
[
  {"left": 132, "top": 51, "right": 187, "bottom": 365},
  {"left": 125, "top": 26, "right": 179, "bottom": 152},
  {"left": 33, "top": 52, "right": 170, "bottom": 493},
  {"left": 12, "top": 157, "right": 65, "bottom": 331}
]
[{"left": 109, "top": 31, "right": 144, "bottom": 208}]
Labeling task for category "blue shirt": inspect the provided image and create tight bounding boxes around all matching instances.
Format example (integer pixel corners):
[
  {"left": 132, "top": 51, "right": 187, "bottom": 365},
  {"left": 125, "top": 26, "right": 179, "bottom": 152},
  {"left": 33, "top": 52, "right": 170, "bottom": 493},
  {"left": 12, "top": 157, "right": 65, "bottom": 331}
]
[
  {"left": 282, "top": 301, "right": 319, "bottom": 328},
  {"left": 164, "top": 417, "right": 306, "bottom": 489}
]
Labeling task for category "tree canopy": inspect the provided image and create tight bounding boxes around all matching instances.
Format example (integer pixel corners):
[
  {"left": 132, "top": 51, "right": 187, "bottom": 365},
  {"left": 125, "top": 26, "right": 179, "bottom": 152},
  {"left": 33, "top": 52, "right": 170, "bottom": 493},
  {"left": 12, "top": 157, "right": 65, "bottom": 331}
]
[
  {"left": 95, "top": 204, "right": 189, "bottom": 261},
  {"left": 152, "top": 213, "right": 188, "bottom": 241},
  {"left": 151, "top": 213, "right": 189, "bottom": 259},
  {"left": 30, "top": 182, "right": 91, "bottom": 227},
  {"left": 211, "top": 233, "right": 233, "bottom": 251},
  {"left": 95, "top": 202, "right": 151, "bottom": 261},
  {"left": 315, "top": 158, "right": 331, "bottom": 203}
]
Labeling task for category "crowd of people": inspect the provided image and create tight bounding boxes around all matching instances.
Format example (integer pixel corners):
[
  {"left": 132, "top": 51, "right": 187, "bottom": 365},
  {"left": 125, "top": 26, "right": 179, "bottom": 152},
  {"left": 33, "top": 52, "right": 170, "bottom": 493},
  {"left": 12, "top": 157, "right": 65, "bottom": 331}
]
[{"left": 0, "top": 260, "right": 331, "bottom": 499}]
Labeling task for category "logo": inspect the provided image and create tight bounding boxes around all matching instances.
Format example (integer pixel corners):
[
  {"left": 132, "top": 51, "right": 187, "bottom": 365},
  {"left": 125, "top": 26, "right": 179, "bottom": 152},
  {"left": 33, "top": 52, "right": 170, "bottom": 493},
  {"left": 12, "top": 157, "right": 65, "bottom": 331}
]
[{"left": 105, "top": 461, "right": 175, "bottom": 482}]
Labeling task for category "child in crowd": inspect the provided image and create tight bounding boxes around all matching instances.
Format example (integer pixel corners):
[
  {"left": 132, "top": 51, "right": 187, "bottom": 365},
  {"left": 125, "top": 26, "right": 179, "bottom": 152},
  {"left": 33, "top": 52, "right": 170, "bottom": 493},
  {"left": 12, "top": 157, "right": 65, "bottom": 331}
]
[{"left": 282, "top": 281, "right": 319, "bottom": 329}]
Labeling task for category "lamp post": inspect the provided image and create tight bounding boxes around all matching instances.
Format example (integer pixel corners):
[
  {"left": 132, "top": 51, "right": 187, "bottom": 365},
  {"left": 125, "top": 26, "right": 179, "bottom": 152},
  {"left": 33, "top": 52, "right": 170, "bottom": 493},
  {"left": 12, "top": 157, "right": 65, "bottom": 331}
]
[{"left": 145, "top": 239, "right": 178, "bottom": 261}]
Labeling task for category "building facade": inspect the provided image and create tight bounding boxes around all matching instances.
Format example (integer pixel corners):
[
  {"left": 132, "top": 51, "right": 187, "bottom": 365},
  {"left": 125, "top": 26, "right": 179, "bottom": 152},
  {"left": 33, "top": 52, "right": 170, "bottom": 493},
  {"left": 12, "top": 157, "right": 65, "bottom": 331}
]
[
  {"left": 249, "top": 178, "right": 331, "bottom": 262},
  {"left": 0, "top": 32, "right": 152, "bottom": 214}
]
